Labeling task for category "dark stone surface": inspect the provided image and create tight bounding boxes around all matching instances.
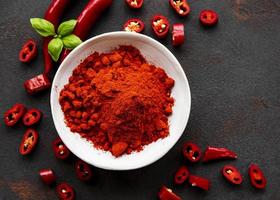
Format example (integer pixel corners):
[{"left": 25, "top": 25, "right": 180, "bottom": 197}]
[{"left": 0, "top": 0, "right": 280, "bottom": 199}]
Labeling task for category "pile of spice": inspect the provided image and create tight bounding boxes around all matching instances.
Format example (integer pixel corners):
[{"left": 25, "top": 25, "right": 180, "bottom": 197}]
[{"left": 59, "top": 46, "right": 175, "bottom": 157}]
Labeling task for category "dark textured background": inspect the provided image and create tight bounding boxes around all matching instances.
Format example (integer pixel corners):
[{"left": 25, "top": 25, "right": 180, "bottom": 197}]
[{"left": 0, "top": 0, "right": 280, "bottom": 199}]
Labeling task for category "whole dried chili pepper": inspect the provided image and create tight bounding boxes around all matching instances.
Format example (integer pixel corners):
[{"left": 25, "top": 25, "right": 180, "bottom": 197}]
[
  {"left": 172, "top": 24, "right": 185, "bottom": 46},
  {"left": 22, "top": 108, "right": 42, "bottom": 126},
  {"left": 203, "top": 146, "right": 237, "bottom": 162},
  {"left": 199, "top": 10, "right": 219, "bottom": 27},
  {"left": 151, "top": 15, "right": 170, "bottom": 39},
  {"left": 52, "top": 137, "right": 71, "bottom": 160},
  {"left": 248, "top": 164, "right": 267, "bottom": 189},
  {"left": 123, "top": 18, "right": 145, "bottom": 33},
  {"left": 182, "top": 142, "right": 201, "bottom": 163},
  {"left": 4, "top": 104, "right": 26, "bottom": 127},
  {"left": 169, "top": 0, "right": 190, "bottom": 16},
  {"left": 19, "top": 128, "right": 39, "bottom": 155},
  {"left": 19, "top": 39, "right": 37, "bottom": 63},
  {"left": 39, "top": 169, "right": 56, "bottom": 185},
  {"left": 75, "top": 160, "right": 93, "bottom": 182},
  {"left": 188, "top": 175, "right": 210, "bottom": 191},
  {"left": 222, "top": 165, "right": 243, "bottom": 185},
  {"left": 174, "top": 165, "right": 189, "bottom": 185},
  {"left": 158, "top": 186, "right": 181, "bottom": 200},
  {"left": 57, "top": 182, "right": 75, "bottom": 200},
  {"left": 24, "top": 74, "right": 51, "bottom": 95},
  {"left": 126, "top": 0, "right": 143, "bottom": 9}
]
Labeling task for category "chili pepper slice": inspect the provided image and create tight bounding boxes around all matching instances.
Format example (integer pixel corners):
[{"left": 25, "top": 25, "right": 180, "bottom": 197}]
[
  {"left": 188, "top": 175, "right": 210, "bottom": 191},
  {"left": 52, "top": 137, "right": 71, "bottom": 160},
  {"left": 199, "top": 10, "right": 218, "bottom": 27},
  {"left": 169, "top": 0, "right": 190, "bottom": 16},
  {"left": 4, "top": 104, "right": 26, "bottom": 127},
  {"left": 174, "top": 165, "right": 189, "bottom": 185},
  {"left": 124, "top": 18, "right": 145, "bottom": 33},
  {"left": 152, "top": 15, "right": 170, "bottom": 39},
  {"left": 182, "top": 142, "right": 201, "bottom": 163},
  {"left": 19, "top": 128, "right": 39, "bottom": 155},
  {"left": 126, "top": 0, "right": 143, "bottom": 9},
  {"left": 172, "top": 24, "right": 185, "bottom": 46},
  {"left": 57, "top": 182, "right": 75, "bottom": 200},
  {"left": 75, "top": 160, "right": 93, "bottom": 182},
  {"left": 39, "top": 169, "right": 56, "bottom": 185},
  {"left": 24, "top": 74, "right": 51, "bottom": 94},
  {"left": 158, "top": 186, "right": 181, "bottom": 200},
  {"left": 222, "top": 165, "right": 243, "bottom": 185},
  {"left": 203, "top": 146, "right": 237, "bottom": 162},
  {"left": 19, "top": 39, "right": 37, "bottom": 63},
  {"left": 248, "top": 164, "right": 267, "bottom": 189},
  {"left": 22, "top": 108, "right": 42, "bottom": 126}
]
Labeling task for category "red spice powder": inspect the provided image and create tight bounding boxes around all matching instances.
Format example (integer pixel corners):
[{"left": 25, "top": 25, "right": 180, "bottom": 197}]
[{"left": 59, "top": 46, "right": 175, "bottom": 157}]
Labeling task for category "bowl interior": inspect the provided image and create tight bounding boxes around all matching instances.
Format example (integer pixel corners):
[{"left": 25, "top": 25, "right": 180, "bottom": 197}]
[{"left": 51, "top": 32, "right": 191, "bottom": 170}]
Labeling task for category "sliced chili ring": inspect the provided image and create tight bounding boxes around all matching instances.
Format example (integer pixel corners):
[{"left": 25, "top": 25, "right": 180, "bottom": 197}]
[
  {"left": 22, "top": 108, "right": 42, "bottom": 126},
  {"left": 222, "top": 165, "right": 243, "bottom": 185},
  {"left": 52, "top": 137, "right": 71, "bottom": 160},
  {"left": 152, "top": 15, "right": 170, "bottom": 39},
  {"left": 248, "top": 164, "right": 267, "bottom": 189},
  {"left": 124, "top": 18, "right": 145, "bottom": 33},
  {"left": 169, "top": 0, "right": 190, "bottom": 16},
  {"left": 199, "top": 10, "right": 219, "bottom": 27},
  {"left": 19, "top": 128, "right": 39, "bottom": 155},
  {"left": 188, "top": 175, "right": 210, "bottom": 191},
  {"left": 57, "top": 182, "right": 75, "bottom": 200},
  {"left": 126, "top": 0, "right": 143, "bottom": 9},
  {"left": 75, "top": 160, "right": 93, "bottom": 182},
  {"left": 39, "top": 168, "right": 56, "bottom": 185},
  {"left": 4, "top": 103, "right": 26, "bottom": 127},
  {"left": 174, "top": 165, "right": 189, "bottom": 185},
  {"left": 172, "top": 23, "right": 185, "bottom": 46},
  {"left": 182, "top": 142, "right": 201, "bottom": 163},
  {"left": 158, "top": 186, "right": 182, "bottom": 200},
  {"left": 19, "top": 39, "right": 37, "bottom": 63},
  {"left": 24, "top": 74, "right": 51, "bottom": 95}
]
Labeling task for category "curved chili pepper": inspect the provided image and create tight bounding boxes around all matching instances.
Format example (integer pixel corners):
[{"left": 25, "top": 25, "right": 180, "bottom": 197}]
[
  {"left": 39, "top": 168, "right": 56, "bottom": 185},
  {"left": 123, "top": 18, "right": 145, "bottom": 33},
  {"left": 152, "top": 15, "right": 170, "bottom": 39},
  {"left": 203, "top": 146, "right": 237, "bottom": 162},
  {"left": 75, "top": 160, "right": 93, "bottom": 182},
  {"left": 174, "top": 166, "right": 189, "bottom": 185},
  {"left": 182, "top": 142, "right": 201, "bottom": 163},
  {"left": 199, "top": 10, "right": 219, "bottom": 27},
  {"left": 172, "top": 24, "right": 185, "bottom": 46},
  {"left": 24, "top": 74, "right": 51, "bottom": 95},
  {"left": 158, "top": 186, "right": 181, "bottom": 200},
  {"left": 22, "top": 108, "right": 42, "bottom": 126},
  {"left": 52, "top": 137, "right": 71, "bottom": 160},
  {"left": 19, "top": 39, "right": 37, "bottom": 63},
  {"left": 4, "top": 104, "right": 26, "bottom": 127},
  {"left": 248, "top": 164, "right": 267, "bottom": 189},
  {"left": 57, "top": 182, "right": 75, "bottom": 200},
  {"left": 19, "top": 128, "right": 39, "bottom": 155},
  {"left": 169, "top": 0, "right": 190, "bottom": 16},
  {"left": 126, "top": 0, "right": 143, "bottom": 9},
  {"left": 222, "top": 165, "right": 243, "bottom": 185},
  {"left": 188, "top": 175, "right": 210, "bottom": 191}
]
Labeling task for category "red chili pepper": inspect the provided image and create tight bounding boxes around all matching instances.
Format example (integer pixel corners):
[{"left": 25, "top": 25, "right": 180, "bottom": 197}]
[
  {"left": 52, "top": 137, "right": 71, "bottom": 160},
  {"left": 19, "top": 39, "right": 37, "bottom": 63},
  {"left": 222, "top": 165, "right": 243, "bottom": 185},
  {"left": 152, "top": 15, "right": 170, "bottom": 39},
  {"left": 24, "top": 74, "right": 51, "bottom": 94},
  {"left": 39, "top": 169, "right": 56, "bottom": 185},
  {"left": 174, "top": 165, "right": 189, "bottom": 185},
  {"left": 22, "top": 108, "right": 42, "bottom": 126},
  {"left": 126, "top": 0, "right": 143, "bottom": 9},
  {"left": 248, "top": 164, "right": 267, "bottom": 189},
  {"left": 75, "top": 160, "right": 93, "bottom": 182},
  {"left": 172, "top": 24, "right": 185, "bottom": 46},
  {"left": 4, "top": 104, "right": 26, "bottom": 127},
  {"left": 169, "top": 0, "right": 190, "bottom": 16},
  {"left": 188, "top": 175, "right": 210, "bottom": 191},
  {"left": 19, "top": 128, "right": 39, "bottom": 155},
  {"left": 199, "top": 10, "right": 219, "bottom": 27},
  {"left": 57, "top": 182, "right": 75, "bottom": 200},
  {"left": 124, "top": 18, "right": 145, "bottom": 33},
  {"left": 158, "top": 186, "right": 181, "bottom": 200},
  {"left": 182, "top": 142, "right": 201, "bottom": 163},
  {"left": 202, "top": 146, "right": 237, "bottom": 162}
]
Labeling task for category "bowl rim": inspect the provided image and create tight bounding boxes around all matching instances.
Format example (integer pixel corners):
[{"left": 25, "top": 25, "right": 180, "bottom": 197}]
[{"left": 50, "top": 31, "right": 191, "bottom": 170}]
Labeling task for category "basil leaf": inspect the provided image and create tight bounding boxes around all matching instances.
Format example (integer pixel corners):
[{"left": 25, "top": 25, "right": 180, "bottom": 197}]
[
  {"left": 57, "top": 19, "right": 77, "bottom": 37},
  {"left": 62, "top": 34, "right": 82, "bottom": 49},
  {"left": 48, "top": 38, "right": 63, "bottom": 62},
  {"left": 30, "top": 18, "right": 56, "bottom": 37}
]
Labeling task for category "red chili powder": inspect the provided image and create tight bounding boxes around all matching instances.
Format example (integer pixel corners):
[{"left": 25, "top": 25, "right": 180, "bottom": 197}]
[{"left": 59, "top": 46, "right": 174, "bottom": 157}]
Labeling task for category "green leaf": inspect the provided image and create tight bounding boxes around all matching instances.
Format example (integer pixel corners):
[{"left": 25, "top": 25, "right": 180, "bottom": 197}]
[
  {"left": 48, "top": 38, "right": 63, "bottom": 62},
  {"left": 57, "top": 19, "right": 77, "bottom": 37},
  {"left": 30, "top": 18, "right": 56, "bottom": 37},
  {"left": 62, "top": 34, "right": 82, "bottom": 49}
]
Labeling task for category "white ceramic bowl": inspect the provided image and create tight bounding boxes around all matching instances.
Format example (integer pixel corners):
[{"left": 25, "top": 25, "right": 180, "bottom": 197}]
[{"left": 51, "top": 31, "right": 191, "bottom": 170}]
